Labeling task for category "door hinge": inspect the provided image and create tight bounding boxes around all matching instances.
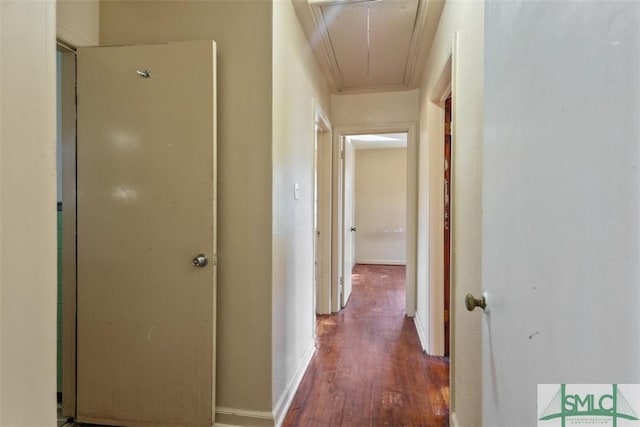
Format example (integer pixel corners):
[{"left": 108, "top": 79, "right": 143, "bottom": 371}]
[
  {"left": 213, "top": 255, "right": 218, "bottom": 266},
  {"left": 444, "top": 309, "right": 449, "bottom": 322},
  {"left": 340, "top": 150, "right": 344, "bottom": 160}
]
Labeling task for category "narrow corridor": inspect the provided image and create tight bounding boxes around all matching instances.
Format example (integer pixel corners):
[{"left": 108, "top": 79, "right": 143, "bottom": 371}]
[{"left": 283, "top": 264, "right": 449, "bottom": 427}]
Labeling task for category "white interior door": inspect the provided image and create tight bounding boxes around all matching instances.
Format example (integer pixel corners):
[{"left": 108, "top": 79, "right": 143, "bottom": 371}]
[
  {"left": 76, "top": 41, "right": 217, "bottom": 426},
  {"left": 315, "top": 119, "right": 332, "bottom": 315},
  {"left": 342, "top": 137, "right": 356, "bottom": 307},
  {"left": 482, "top": 2, "right": 640, "bottom": 425}
]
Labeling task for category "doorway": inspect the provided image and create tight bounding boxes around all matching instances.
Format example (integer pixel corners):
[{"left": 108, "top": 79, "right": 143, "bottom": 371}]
[
  {"left": 314, "top": 103, "right": 332, "bottom": 316},
  {"left": 58, "top": 41, "right": 219, "bottom": 426},
  {"left": 331, "top": 123, "right": 418, "bottom": 316},
  {"left": 57, "top": 40, "right": 77, "bottom": 419},
  {"left": 352, "top": 134, "right": 408, "bottom": 266},
  {"left": 344, "top": 133, "right": 408, "bottom": 307},
  {"left": 443, "top": 97, "right": 452, "bottom": 357}
]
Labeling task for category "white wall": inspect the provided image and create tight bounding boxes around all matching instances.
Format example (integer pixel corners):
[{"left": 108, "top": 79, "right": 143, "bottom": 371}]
[
  {"left": 355, "top": 148, "right": 407, "bottom": 264},
  {"left": 483, "top": 1, "right": 640, "bottom": 424},
  {"left": 57, "top": 0, "right": 99, "bottom": 46},
  {"left": 331, "top": 89, "right": 418, "bottom": 126},
  {"left": 271, "top": 0, "right": 332, "bottom": 424},
  {"left": 416, "top": 0, "right": 484, "bottom": 424},
  {"left": 100, "top": 2, "right": 275, "bottom": 423},
  {"left": 0, "top": 1, "right": 57, "bottom": 425}
]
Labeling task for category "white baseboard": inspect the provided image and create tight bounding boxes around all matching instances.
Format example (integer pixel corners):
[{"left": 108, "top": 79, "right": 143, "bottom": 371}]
[
  {"left": 450, "top": 411, "right": 459, "bottom": 427},
  {"left": 413, "top": 312, "right": 429, "bottom": 353},
  {"left": 215, "top": 406, "right": 273, "bottom": 427},
  {"left": 356, "top": 259, "right": 406, "bottom": 265},
  {"left": 215, "top": 340, "right": 316, "bottom": 427},
  {"left": 273, "top": 340, "right": 316, "bottom": 427}
]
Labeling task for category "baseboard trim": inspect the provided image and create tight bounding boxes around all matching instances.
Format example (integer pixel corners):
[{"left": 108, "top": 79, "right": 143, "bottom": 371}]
[
  {"left": 356, "top": 260, "right": 406, "bottom": 266},
  {"left": 413, "top": 312, "right": 429, "bottom": 353},
  {"left": 215, "top": 406, "right": 273, "bottom": 427},
  {"left": 450, "top": 411, "right": 459, "bottom": 427},
  {"left": 272, "top": 340, "right": 316, "bottom": 427}
]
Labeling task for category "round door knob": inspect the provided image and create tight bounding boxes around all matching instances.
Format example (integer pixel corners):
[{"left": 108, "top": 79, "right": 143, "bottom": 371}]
[
  {"left": 192, "top": 254, "right": 208, "bottom": 267},
  {"left": 465, "top": 293, "right": 486, "bottom": 312},
  {"left": 350, "top": 227, "right": 357, "bottom": 232}
]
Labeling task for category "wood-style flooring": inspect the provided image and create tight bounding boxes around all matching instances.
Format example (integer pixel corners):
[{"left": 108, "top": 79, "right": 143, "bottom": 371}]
[{"left": 283, "top": 264, "right": 449, "bottom": 427}]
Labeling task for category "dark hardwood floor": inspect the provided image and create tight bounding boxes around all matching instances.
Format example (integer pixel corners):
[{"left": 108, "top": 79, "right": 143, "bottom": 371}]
[{"left": 283, "top": 264, "right": 449, "bottom": 427}]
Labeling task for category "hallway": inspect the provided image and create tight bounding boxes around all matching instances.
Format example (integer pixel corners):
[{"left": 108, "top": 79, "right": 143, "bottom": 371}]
[{"left": 283, "top": 264, "right": 449, "bottom": 427}]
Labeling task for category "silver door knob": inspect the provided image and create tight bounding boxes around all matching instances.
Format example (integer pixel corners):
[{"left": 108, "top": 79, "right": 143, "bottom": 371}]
[
  {"left": 465, "top": 293, "right": 486, "bottom": 312},
  {"left": 192, "top": 254, "right": 208, "bottom": 267}
]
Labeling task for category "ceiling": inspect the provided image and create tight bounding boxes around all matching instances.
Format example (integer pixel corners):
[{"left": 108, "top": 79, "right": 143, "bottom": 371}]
[
  {"left": 293, "top": 0, "right": 445, "bottom": 93},
  {"left": 349, "top": 132, "right": 407, "bottom": 149}
]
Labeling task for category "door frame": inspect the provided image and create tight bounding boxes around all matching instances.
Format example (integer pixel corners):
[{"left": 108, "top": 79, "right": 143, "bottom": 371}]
[
  {"left": 426, "top": 35, "right": 455, "bottom": 358},
  {"left": 57, "top": 39, "right": 78, "bottom": 418},
  {"left": 313, "top": 100, "right": 332, "bottom": 316},
  {"left": 57, "top": 24, "right": 95, "bottom": 417},
  {"left": 443, "top": 96, "right": 452, "bottom": 357},
  {"left": 429, "top": 47, "right": 454, "bottom": 358},
  {"left": 331, "top": 123, "right": 418, "bottom": 316},
  {"left": 428, "top": 32, "right": 461, "bottom": 421}
]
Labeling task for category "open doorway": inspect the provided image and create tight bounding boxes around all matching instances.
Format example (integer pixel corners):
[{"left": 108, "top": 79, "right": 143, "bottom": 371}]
[
  {"left": 56, "top": 41, "right": 77, "bottom": 420},
  {"left": 443, "top": 97, "right": 452, "bottom": 357},
  {"left": 331, "top": 123, "right": 417, "bottom": 316},
  {"left": 57, "top": 41, "right": 219, "bottom": 425},
  {"left": 285, "top": 128, "right": 448, "bottom": 426},
  {"left": 343, "top": 133, "right": 408, "bottom": 307}
]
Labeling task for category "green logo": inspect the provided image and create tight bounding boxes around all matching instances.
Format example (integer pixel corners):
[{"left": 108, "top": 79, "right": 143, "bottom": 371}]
[{"left": 539, "top": 384, "right": 639, "bottom": 427}]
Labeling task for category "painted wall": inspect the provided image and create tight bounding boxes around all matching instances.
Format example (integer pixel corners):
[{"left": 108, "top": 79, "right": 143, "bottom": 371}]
[
  {"left": 57, "top": 0, "right": 99, "bottom": 46},
  {"left": 100, "top": 1, "right": 274, "bottom": 422},
  {"left": 483, "top": 1, "right": 640, "bottom": 424},
  {"left": 331, "top": 89, "right": 418, "bottom": 126},
  {"left": 416, "top": 0, "right": 484, "bottom": 425},
  {"left": 271, "top": 0, "right": 332, "bottom": 423},
  {"left": 355, "top": 148, "right": 407, "bottom": 264},
  {"left": 0, "top": 1, "right": 57, "bottom": 425}
]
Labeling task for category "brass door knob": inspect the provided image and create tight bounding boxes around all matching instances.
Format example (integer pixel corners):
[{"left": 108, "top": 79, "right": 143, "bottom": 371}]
[{"left": 465, "top": 293, "right": 487, "bottom": 312}]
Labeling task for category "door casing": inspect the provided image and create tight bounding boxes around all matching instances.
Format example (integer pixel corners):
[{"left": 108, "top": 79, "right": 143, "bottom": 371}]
[
  {"left": 58, "top": 42, "right": 78, "bottom": 418},
  {"left": 331, "top": 123, "right": 418, "bottom": 315}
]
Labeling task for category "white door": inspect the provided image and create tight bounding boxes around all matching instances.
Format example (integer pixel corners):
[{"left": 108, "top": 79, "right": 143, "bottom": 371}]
[
  {"left": 315, "top": 120, "right": 332, "bottom": 315},
  {"left": 76, "top": 41, "right": 217, "bottom": 426},
  {"left": 342, "top": 137, "right": 356, "bottom": 306},
  {"left": 482, "top": 2, "right": 640, "bottom": 425}
]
